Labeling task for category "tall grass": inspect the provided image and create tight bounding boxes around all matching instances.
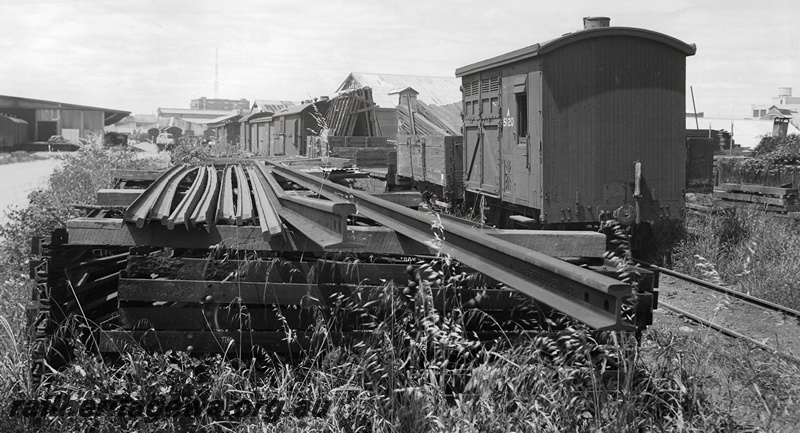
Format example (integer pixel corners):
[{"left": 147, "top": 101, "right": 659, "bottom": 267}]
[
  {"left": 1, "top": 147, "right": 798, "bottom": 431},
  {"left": 0, "top": 270, "right": 742, "bottom": 432},
  {"left": 673, "top": 200, "right": 800, "bottom": 309}
]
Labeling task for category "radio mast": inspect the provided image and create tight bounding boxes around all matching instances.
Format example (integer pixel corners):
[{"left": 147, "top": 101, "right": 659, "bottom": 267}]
[{"left": 214, "top": 48, "right": 219, "bottom": 99}]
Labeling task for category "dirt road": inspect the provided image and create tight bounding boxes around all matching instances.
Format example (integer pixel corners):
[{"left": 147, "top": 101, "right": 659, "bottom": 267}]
[{"left": 0, "top": 157, "right": 63, "bottom": 224}]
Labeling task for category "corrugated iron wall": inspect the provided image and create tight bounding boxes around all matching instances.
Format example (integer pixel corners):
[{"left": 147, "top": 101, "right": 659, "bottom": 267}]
[
  {"left": 540, "top": 36, "right": 686, "bottom": 223},
  {"left": 35, "top": 109, "right": 104, "bottom": 141}
]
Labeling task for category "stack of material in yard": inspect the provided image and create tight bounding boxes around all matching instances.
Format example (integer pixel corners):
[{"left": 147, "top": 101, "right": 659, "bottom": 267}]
[
  {"left": 120, "top": 162, "right": 362, "bottom": 248},
  {"left": 121, "top": 164, "right": 282, "bottom": 240},
  {"left": 397, "top": 101, "right": 461, "bottom": 136},
  {"left": 324, "top": 87, "right": 382, "bottom": 136}
]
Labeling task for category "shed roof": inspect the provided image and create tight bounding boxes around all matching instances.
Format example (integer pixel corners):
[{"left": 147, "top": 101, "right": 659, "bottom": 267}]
[
  {"left": 337, "top": 73, "right": 461, "bottom": 108},
  {"left": 207, "top": 113, "right": 242, "bottom": 127},
  {"left": 251, "top": 100, "right": 299, "bottom": 114},
  {"left": 0, "top": 114, "right": 29, "bottom": 125},
  {"left": 0, "top": 94, "right": 130, "bottom": 125},
  {"left": 456, "top": 26, "right": 696, "bottom": 77},
  {"left": 157, "top": 108, "right": 238, "bottom": 118},
  {"left": 271, "top": 101, "right": 318, "bottom": 118}
]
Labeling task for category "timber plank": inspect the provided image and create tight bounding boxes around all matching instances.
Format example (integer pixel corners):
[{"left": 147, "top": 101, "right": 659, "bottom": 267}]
[
  {"left": 119, "top": 279, "right": 330, "bottom": 305},
  {"left": 713, "top": 190, "right": 796, "bottom": 207},
  {"left": 67, "top": 218, "right": 286, "bottom": 250},
  {"left": 123, "top": 258, "right": 413, "bottom": 285},
  {"left": 717, "top": 183, "right": 797, "bottom": 197},
  {"left": 97, "top": 189, "right": 144, "bottom": 206},
  {"left": 124, "top": 256, "right": 302, "bottom": 281},
  {"left": 486, "top": 230, "right": 606, "bottom": 258},
  {"left": 98, "top": 330, "right": 311, "bottom": 353},
  {"left": 112, "top": 169, "right": 165, "bottom": 182},
  {"left": 65, "top": 218, "right": 603, "bottom": 257},
  {"left": 369, "top": 192, "right": 423, "bottom": 208},
  {"left": 117, "top": 278, "right": 529, "bottom": 310},
  {"left": 118, "top": 306, "right": 316, "bottom": 331},
  {"left": 712, "top": 199, "right": 799, "bottom": 212}
]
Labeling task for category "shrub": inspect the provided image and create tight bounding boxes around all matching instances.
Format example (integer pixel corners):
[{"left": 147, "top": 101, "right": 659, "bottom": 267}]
[
  {"left": 753, "top": 133, "right": 800, "bottom": 163},
  {"left": 0, "top": 143, "right": 166, "bottom": 340}
]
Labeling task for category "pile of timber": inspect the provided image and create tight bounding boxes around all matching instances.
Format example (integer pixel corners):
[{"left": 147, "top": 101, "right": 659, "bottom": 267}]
[
  {"left": 324, "top": 87, "right": 382, "bottom": 136},
  {"left": 713, "top": 183, "right": 799, "bottom": 213},
  {"left": 398, "top": 101, "right": 461, "bottom": 136}
]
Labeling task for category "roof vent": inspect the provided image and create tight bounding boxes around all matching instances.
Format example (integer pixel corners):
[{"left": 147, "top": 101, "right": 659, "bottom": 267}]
[{"left": 583, "top": 17, "right": 610, "bottom": 29}]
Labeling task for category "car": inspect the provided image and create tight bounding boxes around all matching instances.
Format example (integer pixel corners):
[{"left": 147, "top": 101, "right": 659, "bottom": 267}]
[
  {"left": 156, "top": 133, "right": 175, "bottom": 146},
  {"left": 46, "top": 135, "right": 70, "bottom": 144}
]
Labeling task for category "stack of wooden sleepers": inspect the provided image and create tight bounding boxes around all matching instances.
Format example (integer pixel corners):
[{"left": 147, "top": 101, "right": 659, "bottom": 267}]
[
  {"left": 324, "top": 87, "right": 382, "bottom": 137},
  {"left": 713, "top": 182, "right": 799, "bottom": 214}
]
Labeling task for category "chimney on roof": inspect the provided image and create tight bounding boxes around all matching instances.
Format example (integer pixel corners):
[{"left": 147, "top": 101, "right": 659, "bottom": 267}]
[{"left": 583, "top": 17, "right": 610, "bottom": 29}]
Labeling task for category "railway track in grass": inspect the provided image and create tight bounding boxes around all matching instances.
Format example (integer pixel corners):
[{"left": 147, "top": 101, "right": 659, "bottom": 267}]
[{"left": 637, "top": 261, "right": 800, "bottom": 364}]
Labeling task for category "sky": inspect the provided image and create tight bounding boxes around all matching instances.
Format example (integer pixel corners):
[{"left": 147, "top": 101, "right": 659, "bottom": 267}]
[{"left": 0, "top": 0, "right": 797, "bottom": 118}]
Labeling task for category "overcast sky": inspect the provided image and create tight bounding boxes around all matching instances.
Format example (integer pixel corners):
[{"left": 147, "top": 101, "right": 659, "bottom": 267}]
[{"left": 1, "top": 0, "right": 797, "bottom": 118}]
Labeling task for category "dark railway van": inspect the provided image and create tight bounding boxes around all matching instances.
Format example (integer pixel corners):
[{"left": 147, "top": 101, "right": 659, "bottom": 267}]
[{"left": 455, "top": 17, "right": 696, "bottom": 228}]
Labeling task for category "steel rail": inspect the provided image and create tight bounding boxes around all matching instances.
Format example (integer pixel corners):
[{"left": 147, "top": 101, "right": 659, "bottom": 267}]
[
  {"left": 234, "top": 164, "right": 253, "bottom": 225},
  {"left": 245, "top": 166, "right": 282, "bottom": 239},
  {"left": 150, "top": 166, "right": 194, "bottom": 223},
  {"left": 168, "top": 165, "right": 208, "bottom": 230},
  {"left": 216, "top": 166, "right": 235, "bottom": 224},
  {"left": 637, "top": 260, "right": 800, "bottom": 320},
  {"left": 659, "top": 301, "right": 800, "bottom": 364},
  {"left": 190, "top": 166, "right": 220, "bottom": 229},
  {"left": 123, "top": 164, "right": 187, "bottom": 228},
  {"left": 254, "top": 163, "right": 357, "bottom": 250},
  {"left": 268, "top": 162, "right": 636, "bottom": 331}
]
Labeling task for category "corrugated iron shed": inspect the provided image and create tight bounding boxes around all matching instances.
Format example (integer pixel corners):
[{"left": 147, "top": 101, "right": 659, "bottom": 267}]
[
  {"left": 0, "top": 94, "right": 129, "bottom": 125},
  {"left": 251, "top": 100, "right": 299, "bottom": 114},
  {"left": 157, "top": 108, "right": 238, "bottom": 120},
  {"left": 272, "top": 102, "right": 318, "bottom": 118},
  {"left": 206, "top": 113, "right": 242, "bottom": 128},
  {"left": 337, "top": 73, "right": 461, "bottom": 108}
]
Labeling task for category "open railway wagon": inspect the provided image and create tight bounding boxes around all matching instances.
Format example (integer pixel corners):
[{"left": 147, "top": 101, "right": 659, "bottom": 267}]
[
  {"left": 27, "top": 157, "right": 659, "bottom": 380},
  {"left": 397, "top": 18, "right": 696, "bottom": 251}
]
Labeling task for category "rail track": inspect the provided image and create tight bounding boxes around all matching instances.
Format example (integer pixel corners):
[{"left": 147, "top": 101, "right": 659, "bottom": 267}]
[{"left": 637, "top": 261, "right": 800, "bottom": 364}]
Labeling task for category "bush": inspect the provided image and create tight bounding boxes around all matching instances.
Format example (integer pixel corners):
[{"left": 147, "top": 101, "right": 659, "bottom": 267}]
[
  {"left": 0, "top": 143, "right": 166, "bottom": 338},
  {"left": 753, "top": 134, "right": 800, "bottom": 163},
  {"left": 673, "top": 203, "right": 800, "bottom": 310}
]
